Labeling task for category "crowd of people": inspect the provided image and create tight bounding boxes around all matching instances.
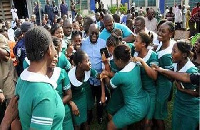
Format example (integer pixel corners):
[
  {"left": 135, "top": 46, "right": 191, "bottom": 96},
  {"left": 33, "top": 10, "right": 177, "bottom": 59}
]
[{"left": 0, "top": 1, "right": 199, "bottom": 130}]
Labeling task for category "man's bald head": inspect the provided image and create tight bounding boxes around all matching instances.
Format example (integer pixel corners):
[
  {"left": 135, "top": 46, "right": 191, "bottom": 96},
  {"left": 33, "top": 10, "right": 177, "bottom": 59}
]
[
  {"left": 89, "top": 24, "right": 98, "bottom": 32},
  {"left": 89, "top": 24, "right": 99, "bottom": 44},
  {"left": 147, "top": 8, "right": 155, "bottom": 20}
]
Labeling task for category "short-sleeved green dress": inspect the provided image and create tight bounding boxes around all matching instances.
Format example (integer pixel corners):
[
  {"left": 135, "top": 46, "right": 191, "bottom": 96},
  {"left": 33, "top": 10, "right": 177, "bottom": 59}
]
[
  {"left": 106, "top": 56, "right": 124, "bottom": 115},
  {"left": 50, "top": 67, "right": 74, "bottom": 130},
  {"left": 57, "top": 52, "right": 71, "bottom": 72},
  {"left": 110, "top": 62, "right": 150, "bottom": 128},
  {"left": 172, "top": 60, "right": 199, "bottom": 130},
  {"left": 154, "top": 43, "right": 173, "bottom": 120},
  {"left": 134, "top": 50, "right": 158, "bottom": 119},
  {"left": 15, "top": 69, "right": 65, "bottom": 130},
  {"left": 84, "top": 81, "right": 95, "bottom": 110},
  {"left": 68, "top": 67, "right": 97, "bottom": 126}
]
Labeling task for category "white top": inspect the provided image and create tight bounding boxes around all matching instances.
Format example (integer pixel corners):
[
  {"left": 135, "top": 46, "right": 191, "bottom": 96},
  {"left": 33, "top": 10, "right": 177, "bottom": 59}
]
[
  {"left": 175, "top": 9, "right": 182, "bottom": 23},
  {"left": 144, "top": 28, "right": 159, "bottom": 45},
  {"left": 7, "top": 28, "right": 15, "bottom": 42},
  {"left": 10, "top": 8, "right": 18, "bottom": 21},
  {"left": 20, "top": 69, "right": 57, "bottom": 88},
  {"left": 164, "top": 9, "right": 169, "bottom": 17},
  {"left": 68, "top": 67, "right": 91, "bottom": 87},
  {"left": 145, "top": 17, "right": 157, "bottom": 33},
  {"left": 173, "top": 59, "right": 195, "bottom": 72}
]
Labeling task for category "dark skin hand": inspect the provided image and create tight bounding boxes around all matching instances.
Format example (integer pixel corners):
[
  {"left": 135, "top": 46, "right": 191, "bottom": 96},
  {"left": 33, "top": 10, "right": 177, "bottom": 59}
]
[
  {"left": 122, "top": 34, "right": 135, "bottom": 43},
  {"left": 175, "top": 81, "right": 199, "bottom": 97},
  {"left": 1, "top": 96, "right": 19, "bottom": 130},
  {"left": 0, "top": 47, "right": 10, "bottom": 62},
  {"left": 62, "top": 89, "right": 72, "bottom": 105}
]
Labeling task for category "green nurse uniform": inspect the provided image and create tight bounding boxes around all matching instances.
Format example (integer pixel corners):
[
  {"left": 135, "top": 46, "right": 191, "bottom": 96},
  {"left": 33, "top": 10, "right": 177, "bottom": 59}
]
[
  {"left": 134, "top": 49, "right": 158, "bottom": 119},
  {"left": 50, "top": 67, "right": 74, "bottom": 130},
  {"left": 68, "top": 67, "right": 97, "bottom": 126},
  {"left": 15, "top": 69, "right": 65, "bottom": 130},
  {"left": 154, "top": 43, "right": 173, "bottom": 120},
  {"left": 172, "top": 60, "right": 199, "bottom": 130},
  {"left": 110, "top": 62, "right": 150, "bottom": 128},
  {"left": 57, "top": 52, "right": 71, "bottom": 72},
  {"left": 106, "top": 57, "right": 124, "bottom": 115}
]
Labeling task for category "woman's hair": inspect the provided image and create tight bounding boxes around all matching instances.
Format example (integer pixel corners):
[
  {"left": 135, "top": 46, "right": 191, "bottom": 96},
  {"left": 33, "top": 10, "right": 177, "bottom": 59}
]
[
  {"left": 114, "top": 44, "right": 131, "bottom": 63},
  {"left": 176, "top": 40, "right": 192, "bottom": 57},
  {"left": 25, "top": 27, "right": 52, "bottom": 61},
  {"left": 138, "top": 32, "right": 152, "bottom": 47},
  {"left": 52, "top": 36, "right": 61, "bottom": 50},
  {"left": 73, "top": 50, "right": 86, "bottom": 66},
  {"left": 71, "top": 31, "right": 82, "bottom": 40},
  {"left": 164, "top": 21, "right": 175, "bottom": 33},
  {"left": 50, "top": 23, "right": 62, "bottom": 35},
  {"left": 163, "top": 21, "right": 175, "bottom": 38},
  {"left": 107, "top": 29, "right": 122, "bottom": 47},
  {"left": 157, "top": 19, "right": 167, "bottom": 29}
]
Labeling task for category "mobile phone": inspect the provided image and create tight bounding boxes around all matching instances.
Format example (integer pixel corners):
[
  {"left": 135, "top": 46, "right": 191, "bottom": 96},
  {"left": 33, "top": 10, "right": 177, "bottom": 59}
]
[{"left": 100, "top": 48, "right": 110, "bottom": 58}]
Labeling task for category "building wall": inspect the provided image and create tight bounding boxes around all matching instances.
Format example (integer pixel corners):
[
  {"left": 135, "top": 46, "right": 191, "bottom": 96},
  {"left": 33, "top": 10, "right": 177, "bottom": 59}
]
[{"left": 101, "top": 0, "right": 117, "bottom": 9}]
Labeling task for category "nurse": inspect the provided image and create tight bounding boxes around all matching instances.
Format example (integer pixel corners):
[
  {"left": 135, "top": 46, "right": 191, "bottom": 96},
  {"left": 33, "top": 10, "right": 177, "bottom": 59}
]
[
  {"left": 102, "top": 44, "right": 150, "bottom": 129},
  {"left": 68, "top": 50, "right": 99, "bottom": 130},
  {"left": 47, "top": 37, "right": 74, "bottom": 130},
  {"left": 15, "top": 27, "right": 65, "bottom": 129},
  {"left": 101, "top": 29, "right": 124, "bottom": 119},
  {"left": 133, "top": 32, "right": 158, "bottom": 130},
  {"left": 50, "top": 24, "right": 71, "bottom": 72},
  {"left": 155, "top": 40, "right": 199, "bottom": 130},
  {"left": 154, "top": 21, "right": 175, "bottom": 130}
]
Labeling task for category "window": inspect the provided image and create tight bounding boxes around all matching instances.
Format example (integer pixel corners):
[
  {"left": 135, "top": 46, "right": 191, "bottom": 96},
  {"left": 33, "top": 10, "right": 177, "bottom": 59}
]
[
  {"left": 148, "top": 0, "right": 156, "bottom": 6},
  {"left": 134, "top": 0, "right": 145, "bottom": 7}
]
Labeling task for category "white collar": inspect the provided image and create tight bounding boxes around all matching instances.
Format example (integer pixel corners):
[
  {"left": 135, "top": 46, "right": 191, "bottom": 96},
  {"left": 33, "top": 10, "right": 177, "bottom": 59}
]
[
  {"left": 110, "top": 55, "right": 113, "bottom": 60},
  {"left": 134, "top": 50, "right": 153, "bottom": 62},
  {"left": 156, "top": 39, "right": 175, "bottom": 52},
  {"left": 25, "top": 57, "right": 30, "bottom": 65},
  {"left": 120, "top": 62, "right": 136, "bottom": 72},
  {"left": 173, "top": 59, "right": 195, "bottom": 72},
  {"left": 156, "top": 42, "right": 173, "bottom": 59},
  {"left": 20, "top": 69, "right": 57, "bottom": 88},
  {"left": 59, "top": 52, "right": 62, "bottom": 57},
  {"left": 68, "top": 67, "right": 90, "bottom": 87},
  {"left": 49, "top": 67, "right": 61, "bottom": 89}
]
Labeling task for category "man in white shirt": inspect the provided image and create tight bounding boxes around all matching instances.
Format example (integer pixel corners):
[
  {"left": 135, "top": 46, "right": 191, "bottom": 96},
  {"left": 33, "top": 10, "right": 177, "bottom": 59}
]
[
  {"left": 5, "top": 21, "right": 15, "bottom": 42},
  {"left": 135, "top": 16, "right": 159, "bottom": 45},
  {"left": 164, "top": 6, "right": 169, "bottom": 17},
  {"left": 10, "top": 5, "right": 18, "bottom": 21},
  {"left": 145, "top": 8, "right": 157, "bottom": 33},
  {"left": 174, "top": 5, "right": 182, "bottom": 29}
]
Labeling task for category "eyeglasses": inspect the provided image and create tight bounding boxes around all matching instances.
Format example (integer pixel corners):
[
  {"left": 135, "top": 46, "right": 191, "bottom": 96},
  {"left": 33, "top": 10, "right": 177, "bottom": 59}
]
[{"left": 91, "top": 32, "right": 99, "bottom": 36}]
